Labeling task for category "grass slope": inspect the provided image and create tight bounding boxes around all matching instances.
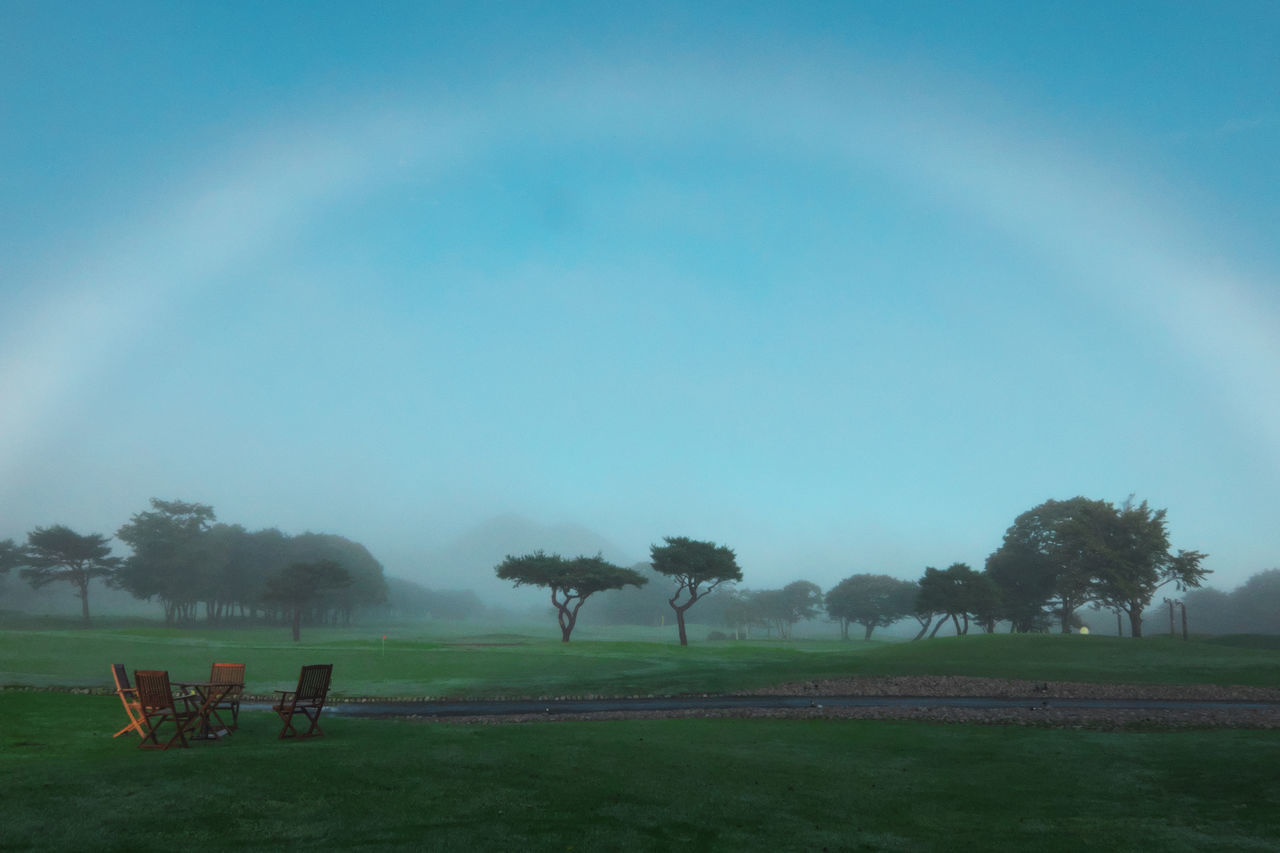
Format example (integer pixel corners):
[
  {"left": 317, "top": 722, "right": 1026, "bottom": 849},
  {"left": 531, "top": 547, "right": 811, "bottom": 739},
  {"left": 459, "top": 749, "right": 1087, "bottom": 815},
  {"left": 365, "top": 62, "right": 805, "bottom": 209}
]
[
  {"left": 1, "top": 692, "right": 1278, "bottom": 852},
  {"left": 3, "top": 626, "right": 1278, "bottom": 698}
]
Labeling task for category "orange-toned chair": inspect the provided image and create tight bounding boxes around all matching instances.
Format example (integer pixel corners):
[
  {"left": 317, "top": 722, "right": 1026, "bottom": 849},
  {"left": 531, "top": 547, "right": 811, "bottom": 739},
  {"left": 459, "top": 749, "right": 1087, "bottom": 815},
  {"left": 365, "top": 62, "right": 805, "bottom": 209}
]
[
  {"left": 272, "top": 664, "right": 333, "bottom": 739},
  {"left": 133, "top": 670, "right": 201, "bottom": 750},
  {"left": 208, "top": 662, "right": 246, "bottom": 731},
  {"left": 110, "top": 664, "right": 145, "bottom": 739}
]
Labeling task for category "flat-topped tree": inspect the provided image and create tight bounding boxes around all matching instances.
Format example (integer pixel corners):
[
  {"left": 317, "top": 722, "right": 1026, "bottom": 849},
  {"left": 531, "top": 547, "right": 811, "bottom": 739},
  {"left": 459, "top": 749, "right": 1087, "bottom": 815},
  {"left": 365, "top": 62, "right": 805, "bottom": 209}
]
[
  {"left": 496, "top": 552, "right": 647, "bottom": 642},
  {"left": 18, "top": 525, "right": 121, "bottom": 625},
  {"left": 650, "top": 536, "right": 743, "bottom": 646}
]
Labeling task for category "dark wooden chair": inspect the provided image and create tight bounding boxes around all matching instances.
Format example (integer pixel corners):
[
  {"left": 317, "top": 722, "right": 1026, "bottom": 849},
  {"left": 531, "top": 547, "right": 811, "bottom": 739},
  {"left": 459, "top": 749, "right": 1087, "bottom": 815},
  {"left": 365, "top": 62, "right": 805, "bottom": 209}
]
[
  {"left": 272, "top": 664, "right": 333, "bottom": 739},
  {"left": 133, "top": 670, "right": 201, "bottom": 750},
  {"left": 208, "top": 662, "right": 246, "bottom": 730},
  {"left": 110, "top": 664, "right": 145, "bottom": 739}
]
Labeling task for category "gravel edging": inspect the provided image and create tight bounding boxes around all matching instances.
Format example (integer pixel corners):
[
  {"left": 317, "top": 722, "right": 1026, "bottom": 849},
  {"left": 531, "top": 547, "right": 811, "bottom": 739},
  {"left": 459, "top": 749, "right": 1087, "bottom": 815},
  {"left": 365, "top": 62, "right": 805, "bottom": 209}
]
[
  {"left": 402, "top": 676, "right": 1280, "bottom": 729},
  {"left": 14, "top": 676, "right": 1279, "bottom": 729}
]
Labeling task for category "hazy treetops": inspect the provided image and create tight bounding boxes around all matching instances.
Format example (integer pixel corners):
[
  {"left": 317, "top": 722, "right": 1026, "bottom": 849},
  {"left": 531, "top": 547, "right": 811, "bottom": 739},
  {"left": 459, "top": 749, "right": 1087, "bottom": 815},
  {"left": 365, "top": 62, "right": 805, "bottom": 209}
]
[
  {"left": 650, "top": 536, "right": 743, "bottom": 646},
  {"left": 495, "top": 551, "right": 647, "bottom": 641}
]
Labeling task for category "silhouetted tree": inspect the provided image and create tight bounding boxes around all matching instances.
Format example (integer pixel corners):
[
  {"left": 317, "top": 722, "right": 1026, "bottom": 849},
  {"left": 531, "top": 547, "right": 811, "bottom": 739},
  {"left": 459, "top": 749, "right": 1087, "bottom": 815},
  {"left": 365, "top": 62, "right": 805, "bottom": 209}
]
[
  {"left": 115, "top": 499, "right": 217, "bottom": 625},
  {"left": 917, "top": 563, "right": 987, "bottom": 636},
  {"left": 0, "top": 539, "right": 22, "bottom": 595},
  {"left": 1228, "top": 569, "right": 1280, "bottom": 633},
  {"left": 18, "top": 525, "right": 121, "bottom": 625},
  {"left": 988, "top": 497, "right": 1122, "bottom": 632},
  {"left": 825, "top": 574, "right": 918, "bottom": 640},
  {"left": 650, "top": 536, "right": 742, "bottom": 646},
  {"left": 752, "top": 581, "right": 822, "bottom": 639},
  {"left": 496, "top": 552, "right": 647, "bottom": 641},
  {"left": 1084, "top": 498, "right": 1208, "bottom": 638},
  {"left": 720, "top": 588, "right": 761, "bottom": 639},
  {"left": 286, "top": 533, "right": 388, "bottom": 624},
  {"left": 263, "top": 560, "right": 352, "bottom": 641}
]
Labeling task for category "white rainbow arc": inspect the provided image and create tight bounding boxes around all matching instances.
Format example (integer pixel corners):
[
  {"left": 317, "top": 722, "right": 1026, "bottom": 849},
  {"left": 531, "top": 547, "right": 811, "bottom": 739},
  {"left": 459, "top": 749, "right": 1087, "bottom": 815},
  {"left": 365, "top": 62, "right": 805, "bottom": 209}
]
[{"left": 2, "top": 63, "right": 1277, "bottom": 481}]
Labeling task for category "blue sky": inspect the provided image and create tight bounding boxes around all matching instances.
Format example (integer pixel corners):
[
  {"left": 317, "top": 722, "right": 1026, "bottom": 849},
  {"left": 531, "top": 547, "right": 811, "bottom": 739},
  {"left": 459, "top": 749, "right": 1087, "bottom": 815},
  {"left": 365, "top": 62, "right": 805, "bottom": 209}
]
[{"left": 2, "top": 1, "right": 1278, "bottom": 603}]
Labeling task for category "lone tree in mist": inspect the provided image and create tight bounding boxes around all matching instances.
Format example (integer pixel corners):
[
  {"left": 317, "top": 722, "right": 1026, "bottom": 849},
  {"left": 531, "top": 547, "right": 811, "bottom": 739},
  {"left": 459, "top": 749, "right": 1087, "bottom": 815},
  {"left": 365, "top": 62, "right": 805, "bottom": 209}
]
[
  {"left": 650, "top": 536, "right": 742, "bottom": 646},
  {"left": 495, "top": 552, "right": 647, "bottom": 642},
  {"left": 17, "top": 525, "right": 121, "bottom": 625},
  {"left": 263, "top": 559, "right": 352, "bottom": 642}
]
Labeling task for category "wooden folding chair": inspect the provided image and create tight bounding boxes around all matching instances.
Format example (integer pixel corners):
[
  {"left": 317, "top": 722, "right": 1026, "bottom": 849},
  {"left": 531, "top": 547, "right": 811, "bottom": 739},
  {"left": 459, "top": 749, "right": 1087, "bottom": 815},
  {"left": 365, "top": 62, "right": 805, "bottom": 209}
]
[
  {"left": 272, "top": 664, "right": 333, "bottom": 739},
  {"left": 208, "top": 662, "right": 245, "bottom": 731},
  {"left": 133, "top": 670, "right": 201, "bottom": 750},
  {"left": 110, "top": 664, "right": 145, "bottom": 739}
]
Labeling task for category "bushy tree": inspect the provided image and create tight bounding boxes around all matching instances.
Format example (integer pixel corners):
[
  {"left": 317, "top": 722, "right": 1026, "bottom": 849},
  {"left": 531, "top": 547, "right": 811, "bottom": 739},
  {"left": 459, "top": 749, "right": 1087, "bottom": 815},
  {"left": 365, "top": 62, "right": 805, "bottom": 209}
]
[
  {"left": 720, "top": 588, "right": 760, "bottom": 639},
  {"left": 986, "top": 496, "right": 1206, "bottom": 636},
  {"left": 115, "top": 499, "right": 217, "bottom": 625},
  {"left": 495, "top": 552, "right": 647, "bottom": 641},
  {"left": 986, "top": 498, "right": 1106, "bottom": 633},
  {"left": 825, "top": 574, "right": 918, "bottom": 640},
  {"left": 750, "top": 581, "right": 822, "bottom": 639},
  {"left": 263, "top": 560, "right": 352, "bottom": 641},
  {"left": 286, "top": 532, "right": 388, "bottom": 624},
  {"left": 1083, "top": 498, "right": 1208, "bottom": 638},
  {"left": 0, "top": 538, "right": 21, "bottom": 575},
  {"left": 650, "top": 536, "right": 742, "bottom": 646},
  {"left": 917, "top": 563, "right": 985, "bottom": 637},
  {"left": 1228, "top": 569, "right": 1280, "bottom": 634},
  {"left": 18, "top": 525, "right": 121, "bottom": 625}
]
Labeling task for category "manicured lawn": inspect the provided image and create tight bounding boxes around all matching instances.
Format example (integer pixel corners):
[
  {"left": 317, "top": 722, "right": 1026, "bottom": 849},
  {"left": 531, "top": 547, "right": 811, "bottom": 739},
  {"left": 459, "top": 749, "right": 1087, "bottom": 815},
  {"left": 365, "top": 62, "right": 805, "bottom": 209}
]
[
  {"left": 3, "top": 623, "right": 1278, "bottom": 698},
  {"left": 1, "top": 692, "right": 1277, "bottom": 852},
  {"left": 3, "top": 623, "right": 1277, "bottom": 850}
]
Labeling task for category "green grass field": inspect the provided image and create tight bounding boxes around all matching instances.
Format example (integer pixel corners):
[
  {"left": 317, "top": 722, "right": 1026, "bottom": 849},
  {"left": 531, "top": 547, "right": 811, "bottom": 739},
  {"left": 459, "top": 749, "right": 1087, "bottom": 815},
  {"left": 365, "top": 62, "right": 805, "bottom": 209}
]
[
  {"left": 2, "top": 621, "right": 1278, "bottom": 851},
  {"left": 4, "top": 620, "right": 1279, "bottom": 697}
]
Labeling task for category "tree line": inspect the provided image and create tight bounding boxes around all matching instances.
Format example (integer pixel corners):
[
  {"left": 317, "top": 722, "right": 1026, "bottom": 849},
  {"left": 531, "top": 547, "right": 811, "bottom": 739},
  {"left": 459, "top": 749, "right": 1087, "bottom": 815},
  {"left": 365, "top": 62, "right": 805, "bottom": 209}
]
[
  {"left": 498, "top": 495, "right": 1213, "bottom": 642},
  {"left": 0, "top": 498, "right": 387, "bottom": 637},
  {"left": 1180, "top": 569, "right": 1280, "bottom": 635}
]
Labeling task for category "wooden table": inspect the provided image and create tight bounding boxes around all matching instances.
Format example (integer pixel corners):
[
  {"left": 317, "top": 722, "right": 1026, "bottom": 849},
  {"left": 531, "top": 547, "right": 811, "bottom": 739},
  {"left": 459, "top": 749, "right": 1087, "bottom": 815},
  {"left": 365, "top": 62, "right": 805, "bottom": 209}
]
[{"left": 175, "top": 681, "right": 235, "bottom": 740}]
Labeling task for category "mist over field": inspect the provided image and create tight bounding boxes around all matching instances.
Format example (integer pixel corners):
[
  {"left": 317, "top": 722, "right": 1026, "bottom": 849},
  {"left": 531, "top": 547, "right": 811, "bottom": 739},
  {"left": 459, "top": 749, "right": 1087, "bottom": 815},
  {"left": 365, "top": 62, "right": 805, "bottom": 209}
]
[{"left": 3, "top": 4, "right": 1278, "bottom": 629}]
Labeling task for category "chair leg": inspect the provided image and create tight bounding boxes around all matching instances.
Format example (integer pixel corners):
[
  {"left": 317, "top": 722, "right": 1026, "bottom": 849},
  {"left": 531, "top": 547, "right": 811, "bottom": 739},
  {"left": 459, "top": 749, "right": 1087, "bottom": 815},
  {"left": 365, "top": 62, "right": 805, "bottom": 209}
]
[
  {"left": 299, "top": 708, "right": 324, "bottom": 738},
  {"left": 277, "top": 706, "right": 324, "bottom": 739},
  {"left": 138, "top": 713, "right": 193, "bottom": 750},
  {"left": 114, "top": 718, "right": 144, "bottom": 738}
]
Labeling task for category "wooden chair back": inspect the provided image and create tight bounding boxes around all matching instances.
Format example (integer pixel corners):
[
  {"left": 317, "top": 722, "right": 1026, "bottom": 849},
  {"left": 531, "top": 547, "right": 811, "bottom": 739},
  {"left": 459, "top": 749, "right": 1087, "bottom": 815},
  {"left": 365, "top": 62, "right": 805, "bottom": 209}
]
[
  {"left": 207, "top": 661, "right": 246, "bottom": 730},
  {"left": 110, "top": 663, "right": 144, "bottom": 739},
  {"left": 132, "top": 669, "right": 198, "bottom": 750},
  {"left": 272, "top": 664, "right": 333, "bottom": 739},
  {"left": 295, "top": 664, "right": 332, "bottom": 703},
  {"left": 133, "top": 670, "right": 179, "bottom": 712},
  {"left": 209, "top": 662, "right": 245, "bottom": 695}
]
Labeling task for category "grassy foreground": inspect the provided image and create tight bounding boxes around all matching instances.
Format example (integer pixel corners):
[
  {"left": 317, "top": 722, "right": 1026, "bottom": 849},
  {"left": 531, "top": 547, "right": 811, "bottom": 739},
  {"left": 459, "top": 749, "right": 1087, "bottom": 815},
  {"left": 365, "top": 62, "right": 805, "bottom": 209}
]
[
  {"left": 2, "top": 625, "right": 1278, "bottom": 851},
  {"left": 2, "top": 692, "right": 1278, "bottom": 852}
]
